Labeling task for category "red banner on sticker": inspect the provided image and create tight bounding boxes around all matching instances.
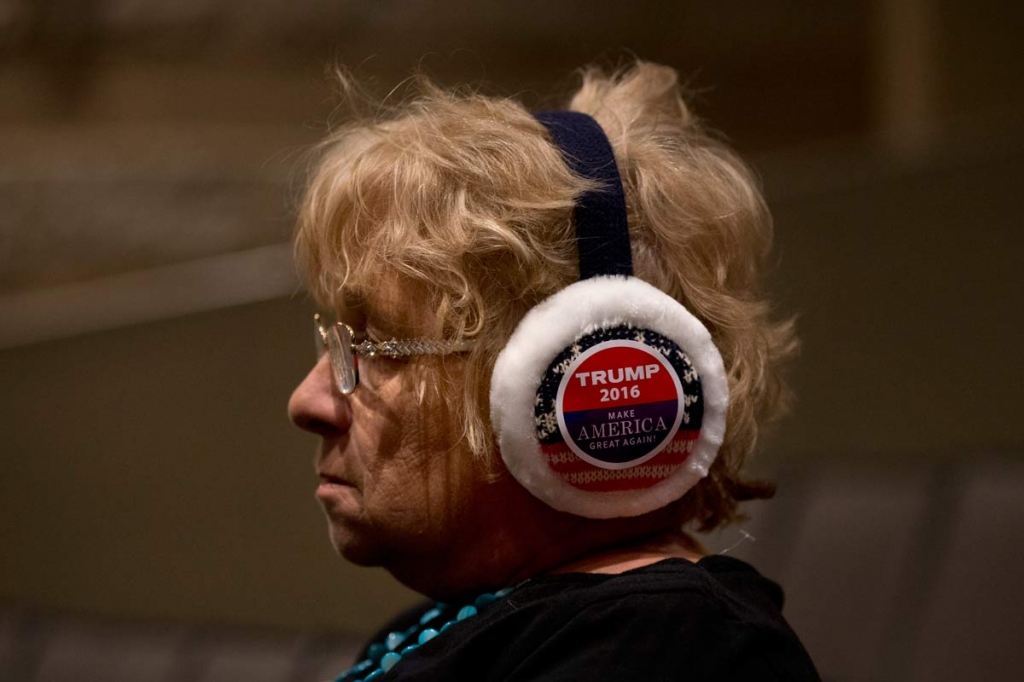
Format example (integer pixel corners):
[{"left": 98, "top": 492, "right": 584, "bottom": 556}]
[{"left": 561, "top": 345, "right": 679, "bottom": 412}]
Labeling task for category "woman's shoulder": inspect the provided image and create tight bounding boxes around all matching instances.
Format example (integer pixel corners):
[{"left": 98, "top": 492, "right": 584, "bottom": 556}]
[
  {"left": 371, "top": 557, "right": 820, "bottom": 681},
  {"left": 521, "top": 554, "right": 783, "bottom": 605},
  {"left": 505, "top": 556, "right": 793, "bottom": 647}
]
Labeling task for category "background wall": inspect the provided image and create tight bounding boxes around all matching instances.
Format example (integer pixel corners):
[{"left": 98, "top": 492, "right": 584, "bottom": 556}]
[{"left": 2, "top": 1, "right": 1022, "bottom": 680}]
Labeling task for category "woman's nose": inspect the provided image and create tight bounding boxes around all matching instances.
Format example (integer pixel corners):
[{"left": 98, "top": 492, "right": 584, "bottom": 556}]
[{"left": 288, "top": 355, "right": 353, "bottom": 437}]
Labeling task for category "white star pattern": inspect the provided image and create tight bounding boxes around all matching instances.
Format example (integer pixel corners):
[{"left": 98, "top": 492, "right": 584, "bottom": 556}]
[{"left": 535, "top": 411, "right": 559, "bottom": 439}]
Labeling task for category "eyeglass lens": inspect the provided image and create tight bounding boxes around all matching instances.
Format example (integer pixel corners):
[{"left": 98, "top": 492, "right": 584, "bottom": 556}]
[{"left": 321, "top": 322, "right": 359, "bottom": 394}]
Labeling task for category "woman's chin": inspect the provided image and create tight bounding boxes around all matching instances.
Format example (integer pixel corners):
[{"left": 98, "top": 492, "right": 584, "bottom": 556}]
[{"left": 326, "top": 519, "right": 386, "bottom": 566}]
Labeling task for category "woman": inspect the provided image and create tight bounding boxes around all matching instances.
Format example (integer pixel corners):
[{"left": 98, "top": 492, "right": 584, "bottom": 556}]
[{"left": 288, "top": 62, "right": 818, "bottom": 681}]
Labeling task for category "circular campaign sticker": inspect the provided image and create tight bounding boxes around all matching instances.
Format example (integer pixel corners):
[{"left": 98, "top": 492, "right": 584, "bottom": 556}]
[{"left": 555, "top": 340, "right": 684, "bottom": 470}]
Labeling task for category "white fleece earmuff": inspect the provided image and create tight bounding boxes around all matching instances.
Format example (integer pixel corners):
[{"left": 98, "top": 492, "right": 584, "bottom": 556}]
[{"left": 489, "top": 111, "right": 729, "bottom": 519}]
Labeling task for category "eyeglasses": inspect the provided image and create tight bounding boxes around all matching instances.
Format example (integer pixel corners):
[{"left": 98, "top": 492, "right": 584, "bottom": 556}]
[{"left": 313, "top": 314, "right": 473, "bottom": 394}]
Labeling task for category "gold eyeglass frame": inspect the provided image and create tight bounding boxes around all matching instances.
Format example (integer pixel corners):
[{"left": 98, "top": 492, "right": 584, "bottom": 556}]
[{"left": 314, "top": 313, "right": 473, "bottom": 394}]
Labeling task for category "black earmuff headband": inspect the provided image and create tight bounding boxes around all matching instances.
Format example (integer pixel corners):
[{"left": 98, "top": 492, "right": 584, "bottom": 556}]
[{"left": 534, "top": 111, "right": 633, "bottom": 280}]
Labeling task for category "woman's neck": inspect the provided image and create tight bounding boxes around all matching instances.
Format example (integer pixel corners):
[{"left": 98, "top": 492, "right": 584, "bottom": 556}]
[
  {"left": 384, "top": 476, "right": 704, "bottom": 600},
  {"left": 546, "top": 528, "right": 706, "bottom": 576}
]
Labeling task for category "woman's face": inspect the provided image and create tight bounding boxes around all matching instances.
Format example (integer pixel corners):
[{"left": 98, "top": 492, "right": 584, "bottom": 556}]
[{"left": 287, "top": 278, "right": 485, "bottom": 569}]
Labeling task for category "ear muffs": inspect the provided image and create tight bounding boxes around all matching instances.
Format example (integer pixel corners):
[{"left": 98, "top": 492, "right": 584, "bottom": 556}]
[{"left": 488, "top": 112, "right": 728, "bottom": 519}]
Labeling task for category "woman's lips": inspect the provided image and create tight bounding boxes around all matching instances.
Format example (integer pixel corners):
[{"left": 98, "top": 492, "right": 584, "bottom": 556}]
[{"left": 315, "top": 472, "right": 354, "bottom": 502}]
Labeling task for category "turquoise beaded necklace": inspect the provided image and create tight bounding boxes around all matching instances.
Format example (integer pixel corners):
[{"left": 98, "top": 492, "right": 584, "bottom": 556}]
[{"left": 333, "top": 586, "right": 518, "bottom": 682}]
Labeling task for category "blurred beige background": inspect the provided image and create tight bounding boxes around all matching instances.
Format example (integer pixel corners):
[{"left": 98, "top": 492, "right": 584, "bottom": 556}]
[{"left": 1, "top": 1, "right": 1023, "bottom": 681}]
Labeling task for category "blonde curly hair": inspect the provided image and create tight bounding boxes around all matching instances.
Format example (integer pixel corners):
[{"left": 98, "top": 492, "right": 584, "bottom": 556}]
[{"left": 295, "top": 62, "right": 798, "bottom": 530}]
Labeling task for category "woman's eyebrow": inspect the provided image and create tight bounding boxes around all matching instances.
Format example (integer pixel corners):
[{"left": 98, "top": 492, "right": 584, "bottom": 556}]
[
  {"left": 334, "top": 287, "right": 371, "bottom": 325},
  {"left": 365, "top": 313, "right": 413, "bottom": 339},
  {"left": 340, "top": 285, "right": 419, "bottom": 338},
  {"left": 339, "top": 286, "right": 369, "bottom": 310},
  {"left": 340, "top": 298, "right": 405, "bottom": 338}
]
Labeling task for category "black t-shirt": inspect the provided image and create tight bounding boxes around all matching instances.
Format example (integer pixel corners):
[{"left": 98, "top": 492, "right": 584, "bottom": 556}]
[{"left": 349, "top": 556, "right": 820, "bottom": 681}]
